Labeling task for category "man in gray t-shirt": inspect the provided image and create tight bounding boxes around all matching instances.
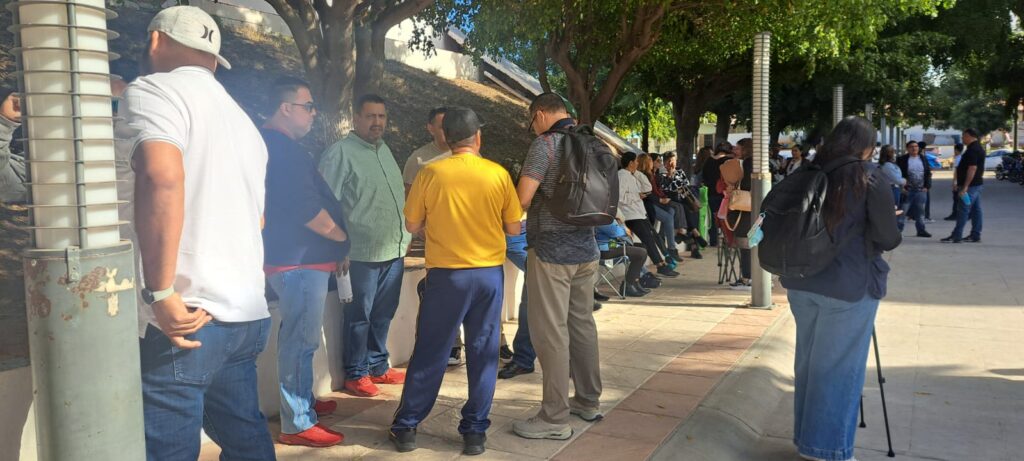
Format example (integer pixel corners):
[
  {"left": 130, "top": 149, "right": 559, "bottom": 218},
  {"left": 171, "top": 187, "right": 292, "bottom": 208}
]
[{"left": 512, "top": 93, "right": 602, "bottom": 441}]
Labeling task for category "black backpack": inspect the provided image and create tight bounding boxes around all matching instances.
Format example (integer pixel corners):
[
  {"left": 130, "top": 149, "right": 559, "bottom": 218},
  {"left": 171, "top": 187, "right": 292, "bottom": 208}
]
[
  {"left": 542, "top": 125, "right": 619, "bottom": 226},
  {"left": 758, "top": 156, "right": 862, "bottom": 278}
]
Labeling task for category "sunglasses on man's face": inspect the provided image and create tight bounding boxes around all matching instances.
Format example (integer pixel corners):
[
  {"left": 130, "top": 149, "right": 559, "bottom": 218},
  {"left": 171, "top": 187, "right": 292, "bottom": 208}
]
[
  {"left": 288, "top": 102, "right": 317, "bottom": 113},
  {"left": 527, "top": 111, "right": 538, "bottom": 134}
]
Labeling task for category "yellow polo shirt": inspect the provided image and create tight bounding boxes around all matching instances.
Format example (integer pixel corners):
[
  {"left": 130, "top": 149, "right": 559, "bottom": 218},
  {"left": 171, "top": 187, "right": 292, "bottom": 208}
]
[{"left": 405, "top": 153, "right": 523, "bottom": 269}]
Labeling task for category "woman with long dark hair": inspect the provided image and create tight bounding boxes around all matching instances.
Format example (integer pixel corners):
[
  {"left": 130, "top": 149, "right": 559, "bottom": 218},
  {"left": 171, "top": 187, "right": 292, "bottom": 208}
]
[
  {"left": 780, "top": 116, "right": 901, "bottom": 461},
  {"left": 618, "top": 152, "right": 680, "bottom": 278},
  {"left": 878, "top": 144, "right": 904, "bottom": 206}
]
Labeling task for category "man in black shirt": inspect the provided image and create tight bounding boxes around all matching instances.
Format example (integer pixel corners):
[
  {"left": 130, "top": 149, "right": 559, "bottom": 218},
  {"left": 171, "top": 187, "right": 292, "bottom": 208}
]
[{"left": 942, "top": 128, "right": 985, "bottom": 243}]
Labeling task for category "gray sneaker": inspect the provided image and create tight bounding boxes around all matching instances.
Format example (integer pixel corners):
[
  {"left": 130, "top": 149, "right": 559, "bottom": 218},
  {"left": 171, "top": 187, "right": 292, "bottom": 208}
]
[
  {"left": 512, "top": 417, "right": 573, "bottom": 440},
  {"left": 569, "top": 400, "right": 603, "bottom": 422}
]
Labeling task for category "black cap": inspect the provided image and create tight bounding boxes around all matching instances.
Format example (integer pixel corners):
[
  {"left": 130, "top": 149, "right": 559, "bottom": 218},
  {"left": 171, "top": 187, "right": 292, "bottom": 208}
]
[
  {"left": 0, "top": 87, "right": 15, "bottom": 104},
  {"left": 442, "top": 106, "right": 484, "bottom": 144}
]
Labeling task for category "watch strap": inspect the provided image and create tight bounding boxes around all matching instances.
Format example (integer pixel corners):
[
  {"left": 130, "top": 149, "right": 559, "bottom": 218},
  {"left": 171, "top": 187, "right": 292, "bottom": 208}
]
[{"left": 148, "top": 286, "right": 175, "bottom": 304}]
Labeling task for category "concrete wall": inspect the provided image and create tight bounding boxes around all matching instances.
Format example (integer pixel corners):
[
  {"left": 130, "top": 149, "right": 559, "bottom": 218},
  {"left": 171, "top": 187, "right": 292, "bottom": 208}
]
[{"left": 3, "top": 260, "right": 523, "bottom": 460}]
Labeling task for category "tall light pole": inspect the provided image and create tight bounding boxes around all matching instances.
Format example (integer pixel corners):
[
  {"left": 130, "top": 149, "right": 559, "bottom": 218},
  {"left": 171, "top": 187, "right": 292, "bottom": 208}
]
[
  {"left": 13, "top": 1, "right": 145, "bottom": 459},
  {"left": 750, "top": 32, "right": 772, "bottom": 309}
]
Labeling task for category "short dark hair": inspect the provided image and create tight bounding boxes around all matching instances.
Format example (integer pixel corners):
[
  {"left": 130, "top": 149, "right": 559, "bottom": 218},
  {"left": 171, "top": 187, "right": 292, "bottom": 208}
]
[
  {"left": 662, "top": 152, "right": 676, "bottom": 161},
  {"left": 355, "top": 93, "right": 387, "bottom": 114},
  {"left": 267, "top": 76, "right": 310, "bottom": 114},
  {"left": 715, "top": 141, "right": 733, "bottom": 154},
  {"left": 963, "top": 128, "right": 980, "bottom": 138},
  {"left": 620, "top": 151, "right": 637, "bottom": 169},
  {"left": 529, "top": 92, "right": 567, "bottom": 114},
  {"left": 906, "top": 140, "right": 918, "bottom": 148},
  {"left": 954, "top": 143, "right": 964, "bottom": 152},
  {"left": 649, "top": 153, "right": 661, "bottom": 161},
  {"left": 917, "top": 141, "right": 927, "bottom": 150},
  {"left": 427, "top": 106, "right": 447, "bottom": 124}
]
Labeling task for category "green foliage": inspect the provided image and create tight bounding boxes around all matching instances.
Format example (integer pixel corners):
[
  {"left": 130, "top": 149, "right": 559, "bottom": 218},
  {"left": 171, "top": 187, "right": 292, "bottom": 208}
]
[{"left": 604, "top": 96, "right": 675, "bottom": 142}]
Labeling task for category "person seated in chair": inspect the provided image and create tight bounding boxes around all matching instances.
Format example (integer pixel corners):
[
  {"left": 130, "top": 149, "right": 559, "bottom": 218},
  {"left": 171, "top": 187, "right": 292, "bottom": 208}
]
[{"left": 596, "top": 221, "right": 649, "bottom": 297}]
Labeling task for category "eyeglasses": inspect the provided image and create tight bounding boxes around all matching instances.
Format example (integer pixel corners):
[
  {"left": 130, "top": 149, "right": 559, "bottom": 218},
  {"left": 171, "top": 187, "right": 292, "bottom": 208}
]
[
  {"left": 527, "top": 111, "right": 538, "bottom": 134},
  {"left": 288, "top": 102, "right": 317, "bottom": 113}
]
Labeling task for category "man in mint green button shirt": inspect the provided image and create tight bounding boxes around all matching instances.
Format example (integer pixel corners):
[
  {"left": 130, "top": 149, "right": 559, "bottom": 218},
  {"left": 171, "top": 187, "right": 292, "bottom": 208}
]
[{"left": 319, "top": 94, "right": 412, "bottom": 397}]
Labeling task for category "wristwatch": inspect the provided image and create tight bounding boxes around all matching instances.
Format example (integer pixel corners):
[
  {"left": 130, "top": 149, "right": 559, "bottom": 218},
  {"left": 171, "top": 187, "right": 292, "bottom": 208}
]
[{"left": 141, "top": 286, "right": 175, "bottom": 305}]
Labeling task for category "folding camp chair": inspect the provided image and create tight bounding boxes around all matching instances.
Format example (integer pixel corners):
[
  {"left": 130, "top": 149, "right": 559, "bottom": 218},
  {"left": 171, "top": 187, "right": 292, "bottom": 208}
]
[{"left": 598, "top": 242, "right": 630, "bottom": 300}]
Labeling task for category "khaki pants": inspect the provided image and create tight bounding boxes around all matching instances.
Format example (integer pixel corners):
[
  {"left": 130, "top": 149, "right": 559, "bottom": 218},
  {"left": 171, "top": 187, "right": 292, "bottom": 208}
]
[{"left": 526, "top": 250, "right": 602, "bottom": 424}]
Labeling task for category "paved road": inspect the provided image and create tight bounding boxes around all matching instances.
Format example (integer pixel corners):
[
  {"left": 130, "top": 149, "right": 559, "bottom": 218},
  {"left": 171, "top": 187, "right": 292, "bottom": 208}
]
[{"left": 655, "top": 170, "right": 1024, "bottom": 461}]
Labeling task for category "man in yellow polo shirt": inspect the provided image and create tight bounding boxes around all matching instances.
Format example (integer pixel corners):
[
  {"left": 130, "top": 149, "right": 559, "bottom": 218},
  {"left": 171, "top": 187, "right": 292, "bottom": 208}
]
[{"left": 390, "top": 107, "right": 522, "bottom": 457}]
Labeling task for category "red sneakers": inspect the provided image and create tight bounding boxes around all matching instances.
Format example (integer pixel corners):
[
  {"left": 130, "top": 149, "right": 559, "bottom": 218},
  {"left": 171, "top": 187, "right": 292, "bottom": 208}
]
[
  {"left": 344, "top": 376, "right": 380, "bottom": 397},
  {"left": 278, "top": 424, "right": 344, "bottom": 447},
  {"left": 313, "top": 399, "right": 337, "bottom": 417},
  {"left": 370, "top": 368, "right": 406, "bottom": 385}
]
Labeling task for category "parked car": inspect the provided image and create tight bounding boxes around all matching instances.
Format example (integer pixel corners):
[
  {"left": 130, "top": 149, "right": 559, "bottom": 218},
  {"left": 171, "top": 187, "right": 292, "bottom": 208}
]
[{"left": 986, "top": 149, "right": 1013, "bottom": 170}]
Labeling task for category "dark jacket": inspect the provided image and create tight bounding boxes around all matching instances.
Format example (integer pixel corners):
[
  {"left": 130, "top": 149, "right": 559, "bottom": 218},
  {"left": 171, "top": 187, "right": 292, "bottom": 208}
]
[
  {"left": 781, "top": 162, "right": 902, "bottom": 301},
  {"left": 262, "top": 129, "right": 350, "bottom": 266},
  {"left": 895, "top": 153, "right": 932, "bottom": 190}
]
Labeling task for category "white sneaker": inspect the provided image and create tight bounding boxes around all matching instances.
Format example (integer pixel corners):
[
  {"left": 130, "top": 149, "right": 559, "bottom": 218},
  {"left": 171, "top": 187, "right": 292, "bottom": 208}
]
[{"left": 447, "top": 347, "right": 463, "bottom": 366}]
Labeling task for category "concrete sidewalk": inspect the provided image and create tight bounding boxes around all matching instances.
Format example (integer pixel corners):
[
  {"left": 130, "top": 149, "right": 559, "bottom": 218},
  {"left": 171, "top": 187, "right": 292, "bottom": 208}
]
[
  {"left": 654, "top": 171, "right": 1024, "bottom": 461},
  {"left": 199, "top": 238, "right": 787, "bottom": 460}
]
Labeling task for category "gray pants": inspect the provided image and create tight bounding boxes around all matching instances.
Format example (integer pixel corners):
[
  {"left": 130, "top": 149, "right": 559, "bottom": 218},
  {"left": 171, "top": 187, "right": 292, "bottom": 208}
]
[{"left": 525, "top": 250, "right": 602, "bottom": 424}]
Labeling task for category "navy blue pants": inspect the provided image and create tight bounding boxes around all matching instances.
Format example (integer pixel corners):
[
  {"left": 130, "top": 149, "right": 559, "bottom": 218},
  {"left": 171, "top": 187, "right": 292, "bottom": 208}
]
[{"left": 392, "top": 266, "right": 504, "bottom": 434}]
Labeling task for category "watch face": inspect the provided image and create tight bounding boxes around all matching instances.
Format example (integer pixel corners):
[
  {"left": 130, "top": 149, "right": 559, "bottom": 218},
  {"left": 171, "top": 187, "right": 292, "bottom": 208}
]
[{"left": 141, "top": 290, "right": 155, "bottom": 304}]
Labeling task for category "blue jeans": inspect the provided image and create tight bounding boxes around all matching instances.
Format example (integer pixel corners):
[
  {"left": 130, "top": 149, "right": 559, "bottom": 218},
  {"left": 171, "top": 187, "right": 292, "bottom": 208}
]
[
  {"left": 897, "top": 189, "right": 927, "bottom": 234},
  {"left": 268, "top": 269, "right": 330, "bottom": 434},
  {"left": 951, "top": 185, "right": 983, "bottom": 240},
  {"left": 139, "top": 320, "right": 275, "bottom": 461},
  {"left": 505, "top": 232, "right": 537, "bottom": 368},
  {"left": 393, "top": 266, "right": 504, "bottom": 434},
  {"left": 653, "top": 204, "right": 677, "bottom": 251},
  {"left": 788, "top": 289, "right": 879, "bottom": 461},
  {"left": 344, "top": 258, "right": 404, "bottom": 380}
]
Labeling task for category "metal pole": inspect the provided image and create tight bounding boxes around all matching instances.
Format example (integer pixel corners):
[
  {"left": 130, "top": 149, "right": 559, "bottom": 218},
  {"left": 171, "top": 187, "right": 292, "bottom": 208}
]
[
  {"left": 14, "top": 1, "right": 145, "bottom": 459},
  {"left": 880, "top": 116, "right": 888, "bottom": 145},
  {"left": 833, "top": 85, "right": 844, "bottom": 127},
  {"left": 750, "top": 32, "right": 772, "bottom": 309},
  {"left": 865, "top": 103, "right": 873, "bottom": 122}
]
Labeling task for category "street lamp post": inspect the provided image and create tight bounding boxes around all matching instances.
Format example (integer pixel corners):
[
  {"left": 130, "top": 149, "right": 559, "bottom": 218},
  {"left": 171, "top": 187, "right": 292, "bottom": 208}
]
[
  {"left": 833, "top": 85, "right": 844, "bottom": 126},
  {"left": 750, "top": 32, "right": 772, "bottom": 309},
  {"left": 13, "top": 1, "right": 145, "bottom": 460}
]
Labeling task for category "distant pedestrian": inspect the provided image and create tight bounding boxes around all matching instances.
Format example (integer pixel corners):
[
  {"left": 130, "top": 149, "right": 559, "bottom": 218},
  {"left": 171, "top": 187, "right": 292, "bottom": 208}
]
[
  {"left": 896, "top": 140, "right": 932, "bottom": 237},
  {"left": 0, "top": 88, "right": 26, "bottom": 203},
  {"left": 390, "top": 107, "right": 523, "bottom": 457},
  {"left": 918, "top": 141, "right": 934, "bottom": 221},
  {"left": 781, "top": 116, "right": 901, "bottom": 461},
  {"left": 943, "top": 143, "right": 965, "bottom": 221},
  {"left": 702, "top": 142, "right": 732, "bottom": 247},
  {"left": 942, "top": 129, "right": 985, "bottom": 243},
  {"left": 785, "top": 144, "right": 806, "bottom": 176},
  {"left": 319, "top": 94, "right": 411, "bottom": 397},
  {"left": 878, "top": 144, "right": 905, "bottom": 206}
]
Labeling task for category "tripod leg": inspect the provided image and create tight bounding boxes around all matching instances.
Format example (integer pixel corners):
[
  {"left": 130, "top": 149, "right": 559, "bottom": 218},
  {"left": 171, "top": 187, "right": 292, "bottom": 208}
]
[
  {"left": 872, "top": 329, "right": 895, "bottom": 457},
  {"left": 859, "top": 395, "right": 867, "bottom": 428}
]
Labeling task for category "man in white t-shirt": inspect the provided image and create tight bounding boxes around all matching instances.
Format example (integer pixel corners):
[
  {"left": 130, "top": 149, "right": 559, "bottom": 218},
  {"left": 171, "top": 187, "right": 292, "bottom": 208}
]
[
  {"left": 117, "top": 7, "right": 275, "bottom": 459},
  {"left": 402, "top": 107, "right": 451, "bottom": 192}
]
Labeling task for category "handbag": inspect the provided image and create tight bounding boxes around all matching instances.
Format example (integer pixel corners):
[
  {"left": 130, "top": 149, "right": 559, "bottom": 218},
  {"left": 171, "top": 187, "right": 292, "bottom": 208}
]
[
  {"left": 679, "top": 185, "right": 701, "bottom": 211},
  {"left": 729, "top": 189, "right": 751, "bottom": 212}
]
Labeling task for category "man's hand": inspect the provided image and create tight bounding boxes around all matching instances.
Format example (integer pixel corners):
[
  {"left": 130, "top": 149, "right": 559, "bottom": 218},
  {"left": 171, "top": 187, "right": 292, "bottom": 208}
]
[
  {"left": 922, "top": 187, "right": 928, "bottom": 192},
  {"left": 0, "top": 93, "right": 21, "bottom": 123},
  {"left": 151, "top": 293, "right": 212, "bottom": 349},
  {"left": 659, "top": 197, "right": 670, "bottom": 205},
  {"left": 959, "top": 188, "right": 968, "bottom": 197},
  {"left": 336, "top": 257, "right": 351, "bottom": 277}
]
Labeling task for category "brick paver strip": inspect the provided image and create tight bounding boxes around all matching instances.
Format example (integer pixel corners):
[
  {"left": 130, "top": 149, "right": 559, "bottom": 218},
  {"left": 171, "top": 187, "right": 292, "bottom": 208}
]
[{"left": 552, "top": 307, "right": 788, "bottom": 461}]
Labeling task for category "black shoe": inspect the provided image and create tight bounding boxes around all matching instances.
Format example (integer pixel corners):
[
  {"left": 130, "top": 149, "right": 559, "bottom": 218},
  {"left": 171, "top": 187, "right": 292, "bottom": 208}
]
[
  {"left": 943, "top": 215, "right": 956, "bottom": 221},
  {"left": 690, "top": 249, "right": 703, "bottom": 260},
  {"left": 498, "top": 362, "right": 534, "bottom": 380},
  {"left": 964, "top": 236, "right": 981, "bottom": 243},
  {"left": 675, "top": 233, "right": 694, "bottom": 245},
  {"left": 669, "top": 249, "right": 683, "bottom": 260},
  {"left": 625, "top": 282, "right": 648, "bottom": 297},
  {"left": 448, "top": 347, "right": 463, "bottom": 367},
  {"left": 499, "top": 345, "right": 514, "bottom": 363},
  {"left": 916, "top": 231, "right": 932, "bottom": 238},
  {"left": 657, "top": 266, "right": 679, "bottom": 278},
  {"left": 619, "top": 281, "right": 650, "bottom": 295},
  {"left": 693, "top": 234, "right": 709, "bottom": 247},
  {"left": 940, "top": 235, "right": 962, "bottom": 243},
  {"left": 390, "top": 429, "right": 417, "bottom": 453},
  {"left": 462, "top": 433, "right": 486, "bottom": 456},
  {"left": 593, "top": 301, "right": 603, "bottom": 312},
  {"left": 639, "top": 272, "right": 662, "bottom": 289},
  {"left": 594, "top": 291, "right": 610, "bottom": 302}
]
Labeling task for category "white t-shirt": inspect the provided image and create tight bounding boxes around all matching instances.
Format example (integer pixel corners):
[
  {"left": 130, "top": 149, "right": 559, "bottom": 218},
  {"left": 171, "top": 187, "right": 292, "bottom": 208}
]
[
  {"left": 632, "top": 170, "right": 652, "bottom": 194},
  {"left": 402, "top": 141, "right": 451, "bottom": 185},
  {"left": 617, "top": 169, "right": 647, "bottom": 221},
  {"left": 117, "top": 66, "right": 269, "bottom": 337}
]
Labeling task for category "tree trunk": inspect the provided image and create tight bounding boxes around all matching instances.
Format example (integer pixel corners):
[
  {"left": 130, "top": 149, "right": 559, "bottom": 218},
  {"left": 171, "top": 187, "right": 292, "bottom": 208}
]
[
  {"left": 672, "top": 94, "right": 705, "bottom": 174},
  {"left": 536, "top": 45, "right": 551, "bottom": 93},
  {"left": 307, "top": 67, "right": 353, "bottom": 150},
  {"left": 714, "top": 111, "right": 731, "bottom": 144},
  {"left": 354, "top": 24, "right": 387, "bottom": 99},
  {"left": 641, "top": 104, "right": 650, "bottom": 153}
]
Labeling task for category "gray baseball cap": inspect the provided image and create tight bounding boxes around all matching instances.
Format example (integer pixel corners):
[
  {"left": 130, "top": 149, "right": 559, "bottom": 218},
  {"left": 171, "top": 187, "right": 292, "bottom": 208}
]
[
  {"left": 443, "top": 106, "right": 485, "bottom": 144},
  {"left": 148, "top": 6, "right": 231, "bottom": 70}
]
